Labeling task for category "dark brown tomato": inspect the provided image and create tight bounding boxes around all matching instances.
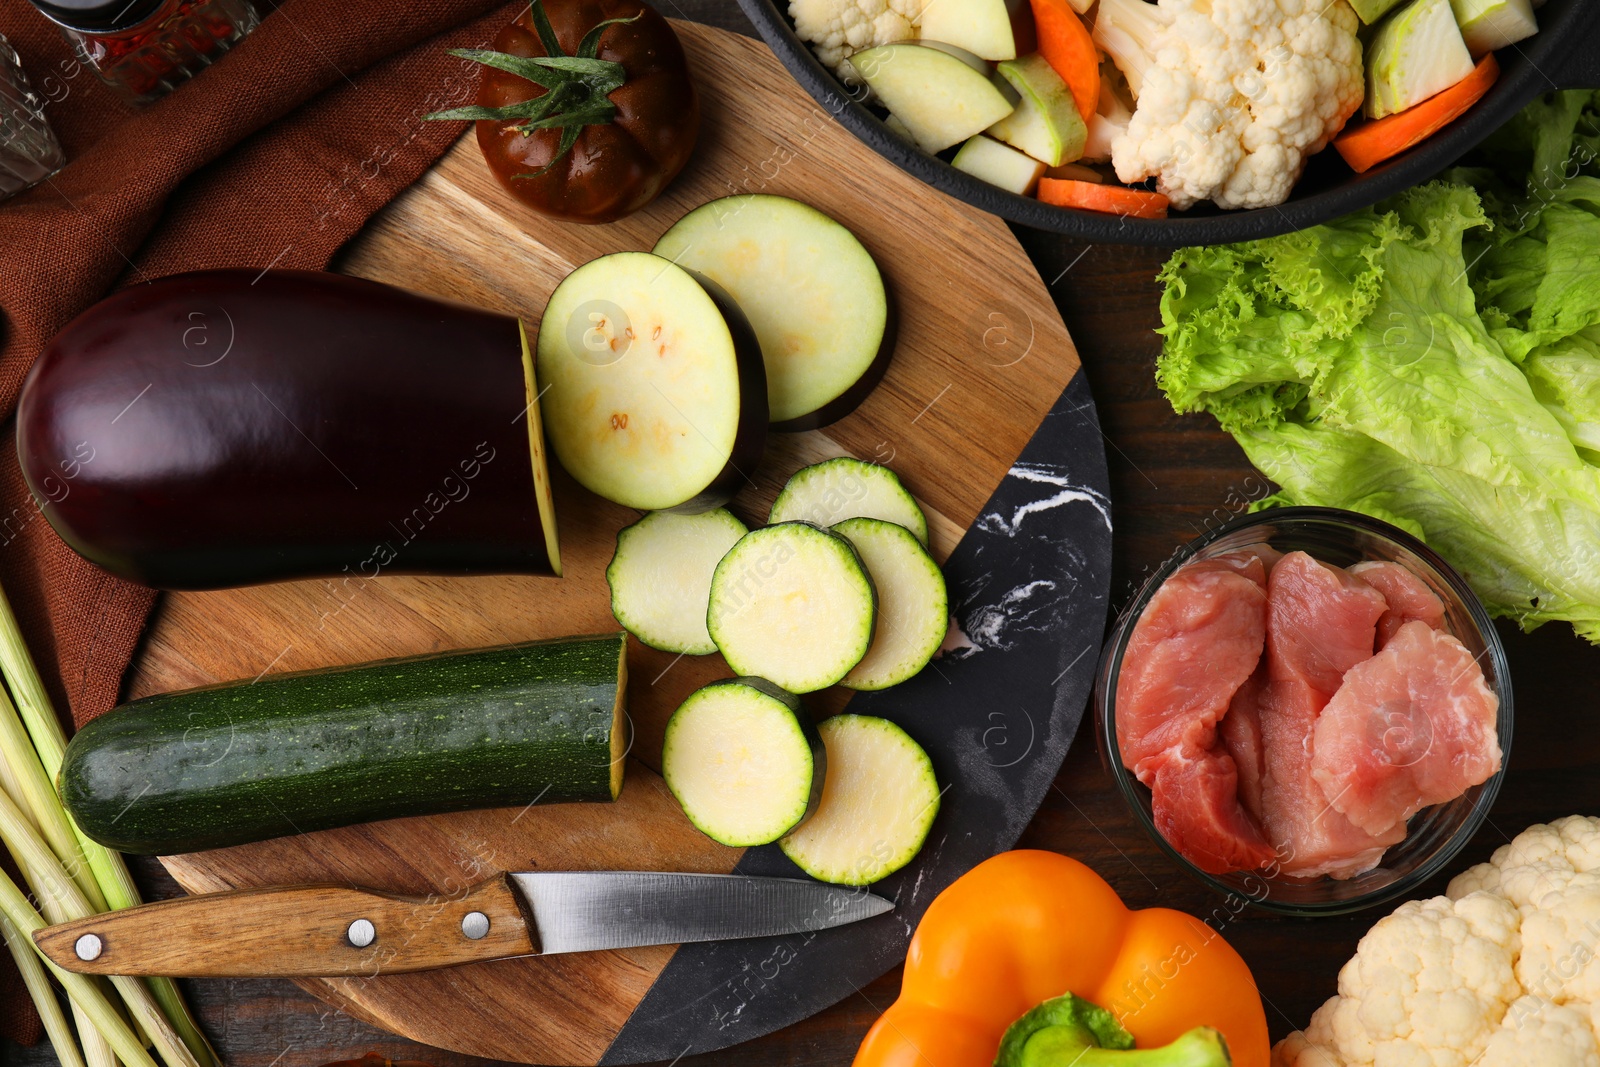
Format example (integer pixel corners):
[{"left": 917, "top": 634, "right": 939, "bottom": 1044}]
[{"left": 474, "top": 0, "right": 698, "bottom": 223}]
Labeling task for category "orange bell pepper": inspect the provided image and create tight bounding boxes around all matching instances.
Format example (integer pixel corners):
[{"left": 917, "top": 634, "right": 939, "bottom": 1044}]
[{"left": 853, "top": 851, "right": 1269, "bottom": 1067}]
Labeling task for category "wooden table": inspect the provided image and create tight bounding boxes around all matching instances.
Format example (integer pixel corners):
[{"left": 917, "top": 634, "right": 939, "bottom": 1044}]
[{"left": 8, "top": 4, "right": 1600, "bottom": 1065}]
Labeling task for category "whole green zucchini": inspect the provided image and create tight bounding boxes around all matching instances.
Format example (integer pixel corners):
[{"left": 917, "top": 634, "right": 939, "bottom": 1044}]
[{"left": 61, "top": 633, "right": 628, "bottom": 855}]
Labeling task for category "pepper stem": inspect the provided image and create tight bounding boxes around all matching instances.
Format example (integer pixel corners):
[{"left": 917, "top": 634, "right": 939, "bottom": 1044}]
[
  {"left": 996, "top": 994, "right": 1232, "bottom": 1067},
  {"left": 1017, "top": 1025, "right": 1232, "bottom": 1067}
]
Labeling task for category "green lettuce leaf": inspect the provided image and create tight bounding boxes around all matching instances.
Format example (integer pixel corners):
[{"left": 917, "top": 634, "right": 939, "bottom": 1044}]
[
  {"left": 1525, "top": 330, "right": 1600, "bottom": 459},
  {"left": 1157, "top": 92, "right": 1600, "bottom": 641}
]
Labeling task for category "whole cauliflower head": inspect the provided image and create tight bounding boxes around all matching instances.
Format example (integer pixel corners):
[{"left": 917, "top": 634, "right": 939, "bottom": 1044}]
[
  {"left": 1273, "top": 893, "right": 1523, "bottom": 1067},
  {"left": 1276, "top": 818, "right": 1600, "bottom": 1067},
  {"left": 1451, "top": 816, "right": 1600, "bottom": 1012},
  {"left": 1092, "top": 0, "right": 1364, "bottom": 210},
  {"left": 789, "top": 0, "right": 919, "bottom": 80}
]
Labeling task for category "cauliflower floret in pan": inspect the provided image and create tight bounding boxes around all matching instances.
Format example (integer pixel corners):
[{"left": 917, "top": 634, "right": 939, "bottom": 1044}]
[
  {"left": 1092, "top": 0, "right": 1365, "bottom": 209},
  {"left": 789, "top": 0, "right": 920, "bottom": 80}
]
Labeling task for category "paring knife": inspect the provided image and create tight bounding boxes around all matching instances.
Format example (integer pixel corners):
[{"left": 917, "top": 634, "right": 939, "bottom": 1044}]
[{"left": 32, "top": 871, "right": 894, "bottom": 978}]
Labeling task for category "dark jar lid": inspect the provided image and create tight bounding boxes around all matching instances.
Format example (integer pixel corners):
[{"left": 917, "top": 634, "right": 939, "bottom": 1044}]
[{"left": 28, "top": 0, "right": 172, "bottom": 35}]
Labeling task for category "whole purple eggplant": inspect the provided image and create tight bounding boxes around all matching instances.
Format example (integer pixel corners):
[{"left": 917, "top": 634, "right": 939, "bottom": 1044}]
[{"left": 17, "top": 270, "right": 561, "bottom": 590}]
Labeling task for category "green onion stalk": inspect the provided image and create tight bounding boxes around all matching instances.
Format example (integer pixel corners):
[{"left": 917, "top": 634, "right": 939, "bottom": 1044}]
[
  {"left": 0, "top": 582, "right": 216, "bottom": 1067},
  {"left": 0, "top": 688, "right": 102, "bottom": 910},
  {"left": 1, "top": 909, "right": 86, "bottom": 1067},
  {"left": 0, "top": 861, "right": 161, "bottom": 1067},
  {"left": 76, "top": 1003, "right": 119, "bottom": 1067},
  {"left": 0, "top": 686, "right": 123, "bottom": 1067},
  {"left": 0, "top": 786, "right": 202, "bottom": 1067}
]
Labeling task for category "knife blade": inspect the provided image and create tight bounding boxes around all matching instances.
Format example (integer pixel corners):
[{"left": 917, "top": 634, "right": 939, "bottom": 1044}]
[
  {"left": 32, "top": 871, "right": 893, "bottom": 978},
  {"left": 511, "top": 871, "right": 887, "bottom": 954}
]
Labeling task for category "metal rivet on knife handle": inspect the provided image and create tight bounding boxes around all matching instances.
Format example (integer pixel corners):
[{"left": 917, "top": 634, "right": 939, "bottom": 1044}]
[
  {"left": 461, "top": 911, "right": 490, "bottom": 940},
  {"left": 346, "top": 918, "right": 375, "bottom": 948},
  {"left": 74, "top": 933, "right": 103, "bottom": 961}
]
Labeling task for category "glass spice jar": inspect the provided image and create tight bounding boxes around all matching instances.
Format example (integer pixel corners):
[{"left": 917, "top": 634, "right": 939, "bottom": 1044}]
[
  {"left": 28, "top": 0, "right": 259, "bottom": 107},
  {"left": 0, "top": 33, "right": 65, "bottom": 201}
]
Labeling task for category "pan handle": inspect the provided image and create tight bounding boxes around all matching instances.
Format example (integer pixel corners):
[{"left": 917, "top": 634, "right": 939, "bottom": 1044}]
[{"left": 1545, "top": 2, "right": 1600, "bottom": 89}]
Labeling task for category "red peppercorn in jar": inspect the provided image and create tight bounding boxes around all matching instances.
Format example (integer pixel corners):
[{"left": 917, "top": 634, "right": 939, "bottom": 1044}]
[{"left": 28, "top": 0, "right": 259, "bottom": 106}]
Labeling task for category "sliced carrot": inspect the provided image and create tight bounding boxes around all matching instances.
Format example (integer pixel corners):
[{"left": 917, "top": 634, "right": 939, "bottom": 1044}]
[
  {"left": 1334, "top": 54, "right": 1499, "bottom": 174},
  {"left": 1039, "top": 178, "right": 1169, "bottom": 218},
  {"left": 1044, "top": 161, "right": 1105, "bottom": 182},
  {"left": 1028, "top": 0, "right": 1097, "bottom": 126}
]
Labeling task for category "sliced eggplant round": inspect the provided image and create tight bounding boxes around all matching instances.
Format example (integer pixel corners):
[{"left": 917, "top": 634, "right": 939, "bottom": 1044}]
[
  {"left": 832, "top": 518, "right": 948, "bottom": 690},
  {"left": 16, "top": 270, "right": 559, "bottom": 590},
  {"left": 780, "top": 714, "right": 940, "bottom": 885},
  {"left": 707, "top": 522, "right": 876, "bottom": 694},
  {"left": 653, "top": 195, "right": 894, "bottom": 431},
  {"left": 662, "top": 677, "right": 825, "bottom": 846},
  {"left": 536, "top": 252, "right": 767, "bottom": 512},
  {"left": 768, "top": 458, "right": 929, "bottom": 546},
  {"left": 607, "top": 508, "right": 749, "bottom": 655}
]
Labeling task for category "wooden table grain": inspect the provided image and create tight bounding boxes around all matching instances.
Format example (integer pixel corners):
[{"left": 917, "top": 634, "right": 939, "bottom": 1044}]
[{"left": 7, "top": 3, "right": 1599, "bottom": 1065}]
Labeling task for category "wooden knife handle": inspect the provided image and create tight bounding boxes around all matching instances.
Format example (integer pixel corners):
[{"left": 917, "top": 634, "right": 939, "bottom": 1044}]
[{"left": 32, "top": 873, "right": 538, "bottom": 978}]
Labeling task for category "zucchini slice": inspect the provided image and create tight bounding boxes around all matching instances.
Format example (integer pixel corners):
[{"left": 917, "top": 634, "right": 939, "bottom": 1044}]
[
  {"left": 663, "top": 677, "right": 825, "bottom": 846},
  {"left": 653, "top": 195, "right": 894, "bottom": 431},
  {"left": 60, "top": 634, "right": 629, "bottom": 855},
  {"left": 832, "top": 518, "right": 949, "bottom": 690},
  {"left": 707, "top": 523, "right": 877, "bottom": 694},
  {"left": 780, "top": 715, "right": 941, "bottom": 885},
  {"left": 535, "top": 252, "right": 767, "bottom": 512},
  {"left": 607, "top": 509, "right": 749, "bottom": 655},
  {"left": 769, "top": 459, "right": 929, "bottom": 546}
]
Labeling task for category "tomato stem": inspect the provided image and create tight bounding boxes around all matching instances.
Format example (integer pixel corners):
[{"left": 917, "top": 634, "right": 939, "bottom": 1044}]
[{"left": 423, "top": 0, "right": 644, "bottom": 177}]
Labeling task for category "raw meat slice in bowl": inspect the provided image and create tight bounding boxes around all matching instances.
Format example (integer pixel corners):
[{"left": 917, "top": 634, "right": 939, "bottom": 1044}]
[
  {"left": 1219, "top": 669, "right": 1267, "bottom": 825},
  {"left": 1350, "top": 559, "right": 1447, "bottom": 648},
  {"left": 1265, "top": 551, "right": 1387, "bottom": 697},
  {"left": 1257, "top": 677, "right": 1406, "bottom": 880},
  {"left": 1148, "top": 743, "right": 1275, "bottom": 875},
  {"left": 1213, "top": 543, "right": 1283, "bottom": 587},
  {"left": 1311, "top": 621, "right": 1502, "bottom": 837},
  {"left": 1114, "top": 558, "right": 1266, "bottom": 776}
]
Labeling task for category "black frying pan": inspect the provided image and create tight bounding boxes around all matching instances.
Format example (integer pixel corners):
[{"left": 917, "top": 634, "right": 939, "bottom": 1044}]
[{"left": 734, "top": 0, "right": 1600, "bottom": 245}]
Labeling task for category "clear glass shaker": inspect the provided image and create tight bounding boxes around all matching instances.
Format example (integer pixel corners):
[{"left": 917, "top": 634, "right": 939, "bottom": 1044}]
[{"left": 0, "top": 34, "right": 65, "bottom": 202}]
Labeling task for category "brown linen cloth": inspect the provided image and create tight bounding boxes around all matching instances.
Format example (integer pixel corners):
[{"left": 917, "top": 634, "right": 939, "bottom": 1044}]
[{"left": 0, "top": 0, "right": 525, "bottom": 1042}]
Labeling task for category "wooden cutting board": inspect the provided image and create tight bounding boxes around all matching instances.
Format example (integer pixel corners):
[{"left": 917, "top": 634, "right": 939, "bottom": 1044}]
[{"left": 131, "top": 20, "right": 1112, "bottom": 1066}]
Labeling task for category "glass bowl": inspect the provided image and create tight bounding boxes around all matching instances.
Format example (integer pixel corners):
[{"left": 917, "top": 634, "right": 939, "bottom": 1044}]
[{"left": 1094, "top": 506, "right": 1513, "bottom": 917}]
